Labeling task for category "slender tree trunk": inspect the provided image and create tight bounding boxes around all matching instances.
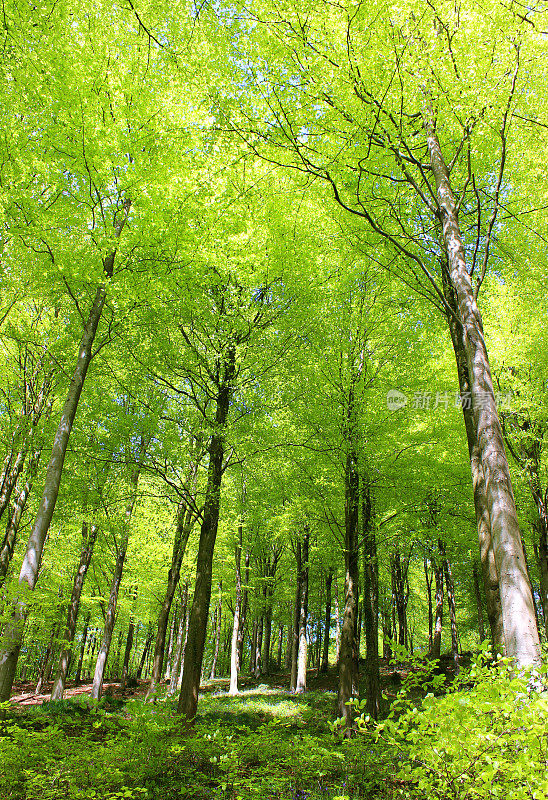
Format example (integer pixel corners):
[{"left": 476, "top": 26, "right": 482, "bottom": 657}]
[
  {"left": 424, "top": 110, "right": 540, "bottom": 667},
  {"left": 290, "top": 541, "right": 302, "bottom": 692},
  {"left": 254, "top": 615, "right": 263, "bottom": 678},
  {"left": 177, "top": 345, "right": 236, "bottom": 721},
  {"left": 362, "top": 481, "right": 380, "bottom": 720},
  {"left": 91, "top": 440, "right": 144, "bottom": 701},
  {"left": 338, "top": 447, "right": 360, "bottom": 725},
  {"left": 0, "top": 449, "right": 42, "bottom": 587},
  {"left": 277, "top": 624, "right": 283, "bottom": 670},
  {"left": 0, "top": 447, "right": 28, "bottom": 526},
  {"left": 424, "top": 557, "right": 434, "bottom": 653},
  {"left": 210, "top": 582, "right": 222, "bottom": 680},
  {"left": 167, "top": 584, "right": 188, "bottom": 698},
  {"left": 432, "top": 560, "right": 444, "bottom": 659},
  {"left": 120, "top": 618, "right": 135, "bottom": 692},
  {"left": 50, "top": 521, "right": 99, "bottom": 699},
  {"left": 237, "top": 551, "right": 250, "bottom": 671},
  {"left": 262, "top": 600, "right": 272, "bottom": 675},
  {"left": 136, "top": 627, "right": 153, "bottom": 680},
  {"left": 321, "top": 567, "right": 333, "bottom": 673},
  {"left": 334, "top": 576, "right": 341, "bottom": 663},
  {"left": 229, "top": 526, "right": 243, "bottom": 694},
  {"left": 0, "top": 206, "right": 131, "bottom": 703},
  {"left": 473, "top": 563, "right": 486, "bottom": 644},
  {"left": 74, "top": 611, "right": 90, "bottom": 684},
  {"left": 164, "top": 607, "right": 177, "bottom": 683},
  {"left": 440, "top": 540, "right": 459, "bottom": 674},
  {"left": 36, "top": 620, "right": 60, "bottom": 694},
  {"left": 296, "top": 528, "right": 309, "bottom": 693},
  {"left": 146, "top": 499, "right": 196, "bottom": 700},
  {"left": 285, "top": 611, "right": 293, "bottom": 671},
  {"left": 250, "top": 618, "right": 258, "bottom": 675},
  {"left": 381, "top": 599, "right": 392, "bottom": 662}
]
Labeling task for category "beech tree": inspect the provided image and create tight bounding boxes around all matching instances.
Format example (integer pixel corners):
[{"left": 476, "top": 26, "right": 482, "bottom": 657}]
[{"left": 210, "top": 0, "right": 543, "bottom": 667}]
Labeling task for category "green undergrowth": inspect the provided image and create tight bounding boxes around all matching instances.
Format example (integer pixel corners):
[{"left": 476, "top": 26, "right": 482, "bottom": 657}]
[
  {"left": 0, "top": 688, "right": 392, "bottom": 800},
  {"left": 2, "top": 658, "right": 548, "bottom": 800}
]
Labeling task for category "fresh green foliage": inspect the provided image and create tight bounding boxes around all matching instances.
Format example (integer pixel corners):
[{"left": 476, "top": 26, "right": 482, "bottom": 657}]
[
  {"left": 369, "top": 654, "right": 548, "bottom": 800},
  {"left": 0, "top": 690, "right": 391, "bottom": 800}
]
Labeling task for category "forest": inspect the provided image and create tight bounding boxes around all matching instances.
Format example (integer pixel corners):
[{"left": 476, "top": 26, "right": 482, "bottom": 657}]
[{"left": 0, "top": 0, "right": 547, "bottom": 798}]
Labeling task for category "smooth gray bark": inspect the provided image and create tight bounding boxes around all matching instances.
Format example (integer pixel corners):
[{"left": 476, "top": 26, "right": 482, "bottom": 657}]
[
  {"left": 0, "top": 448, "right": 42, "bottom": 587},
  {"left": 229, "top": 525, "right": 243, "bottom": 694},
  {"left": 0, "top": 204, "right": 130, "bottom": 702},
  {"left": 432, "top": 560, "right": 444, "bottom": 659},
  {"left": 295, "top": 529, "right": 309, "bottom": 694},
  {"left": 424, "top": 111, "right": 540, "bottom": 667},
  {"left": 146, "top": 497, "right": 196, "bottom": 701},
  {"left": 209, "top": 582, "right": 222, "bottom": 680},
  {"left": 90, "top": 438, "right": 143, "bottom": 700},
  {"left": 321, "top": 567, "right": 333, "bottom": 673},
  {"left": 177, "top": 345, "right": 236, "bottom": 721},
  {"left": 50, "top": 521, "right": 98, "bottom": 699}
]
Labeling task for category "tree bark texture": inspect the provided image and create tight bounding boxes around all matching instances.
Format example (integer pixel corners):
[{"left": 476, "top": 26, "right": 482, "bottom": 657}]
[
  {"left": 146, "top": 494, "right": 197, "bottom": 700},
  {"left": 321, "top": 567, "right": 333, "bottom": 673},
  {"left": 295, "top": 528, "right": 309, "bottom": 694},
  {"left": 177, "top": 344, "right": 236, "bottom": 721},
  {"left": 424, "top": 111, "right": 540, "bottom": 666},
  {"left": 0, "top": 204, "right": 131, "bottom": 702},
  {"left": 50, "top": 521, "right": 98, "bottom": 699}
]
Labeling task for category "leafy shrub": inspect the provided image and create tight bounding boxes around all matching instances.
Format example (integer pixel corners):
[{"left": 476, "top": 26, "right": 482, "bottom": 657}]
[{"left": 365, "top": 654, "right": 548, "bottom": 800}]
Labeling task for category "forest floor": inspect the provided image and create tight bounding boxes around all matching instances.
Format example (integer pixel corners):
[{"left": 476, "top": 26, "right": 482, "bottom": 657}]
[{"left": 0, "top": 659, "right": 461, "bottom": 800}]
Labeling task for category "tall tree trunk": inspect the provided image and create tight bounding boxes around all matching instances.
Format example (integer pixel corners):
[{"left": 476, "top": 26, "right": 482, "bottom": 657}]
[
  {"left": 0, "top": 205, "right": 131, "bottom": 702},
  {"left": 442, "top": 264, "right": 505, "bottom": 653},
  {"left": 120, "top": 618, "right": 135, "bottom": 692},
  {"left": 296, "top": 528, "right": 309, "bottom": 693},
  {"left": 391, "top": 549, "right": 408, "bottom": 648},
  {"left": 209, "top": 582, "right": 222, "bottom": 680},
  {"left": 424, "top": 110, "right": 540, "bottom": 667},
  {"left": 432, "top": 560, "right": 444, "bottom": 659},
  {"left": 277, "top": 624, "right": 284, "bottom": 670},
  {"left": 262, "top": 598, "right": 272, "bottom": 675},
  {"left": 362, "top": 480, "right": 380, "bottom": 720},
  {"left": 285, "top": 612, "right": 293, "bottom": 670},
  {"left": 334, "top": 576, "right": 341, "bottom": 663},
  {"left": 290, "top": 540, "right": 302, "bottom": 692},
  {"left": 424, "top": 557, "right": 434, "bottom": 653},
  {"left": 237, "top": 551, "right": 250, "bottom": 671},
  {"left": 36, "top": 619, "right": 60, "bottom": 694},
  {"left": 250, "top": 618, "right": 258, "bottom": 675},
  {"left": 146, "top": 497, "right": 196, "bottom": 701},
  {"left": 472, "top": 562, "right": 486, "bottom": 644},
  {"left": 136, "top": 627, "right": 153, "bottom": 680},
  {"left": 50, "top": 521, "right": 99, "bottom": 699},
  {"left": 440, "top": 540, "right": 459, "bottom": 674},
  {"left": 0, "top": 447, "right": 28, "bottom": 526},
  {"left": 167, "top": 583, "right": 188, "bottom": 698},
  {"left": 74, "top": 611, "right": 90, "bottom": 685},
  {"left": 0, "top": 448, "right": 42, "bottom": 587},
  {"left": 177, "top": 344, "right": 236, "bottom": 721},
  {"left": 229, "top": 525, "right": 243, "bottom": 695},
  {"left": 164, "top": 606, "right": 178, "bottom": 683},
  {"left": 338, "top": 448, "right": 360, "bottom": 725},
  {"left": 321, "top": 567, "right": 333, "bottom": 673},
  {"left": 254, "top": 615, "right": 263, "bottom": 678},
  {"left": 90, "top": 438, "right": 144, "bottom": 700}
]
